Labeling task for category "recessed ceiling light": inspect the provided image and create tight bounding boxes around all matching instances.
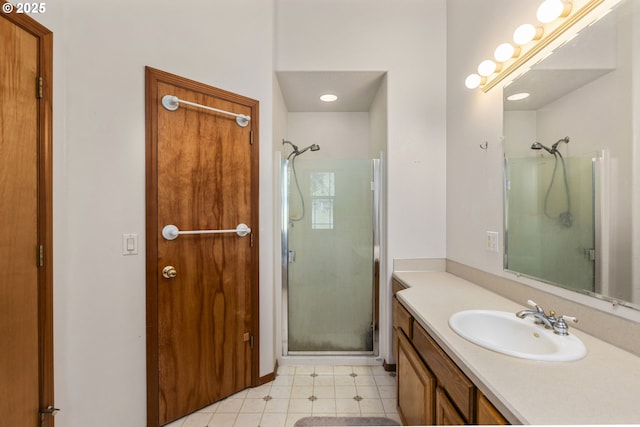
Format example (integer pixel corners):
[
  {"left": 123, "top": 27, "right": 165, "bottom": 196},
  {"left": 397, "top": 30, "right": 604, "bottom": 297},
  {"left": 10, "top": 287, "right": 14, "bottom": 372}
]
[
  {"left": 507, "top": 92, "right": 530, "bottom": 101},
  {"left": 320, "top": 94, "right": 338, "bottom": 102}
]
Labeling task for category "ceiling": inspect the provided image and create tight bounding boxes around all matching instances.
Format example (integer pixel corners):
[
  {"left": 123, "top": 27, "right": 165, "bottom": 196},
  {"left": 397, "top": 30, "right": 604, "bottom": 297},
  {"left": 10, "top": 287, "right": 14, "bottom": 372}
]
[{"left": 276, "top": 71, "right": 386, "bottom": 112}]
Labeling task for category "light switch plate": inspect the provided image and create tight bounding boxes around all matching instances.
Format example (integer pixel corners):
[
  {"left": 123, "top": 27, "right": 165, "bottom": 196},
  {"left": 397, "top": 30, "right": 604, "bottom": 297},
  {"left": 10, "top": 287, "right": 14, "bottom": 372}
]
[{"left": 122, "top": 233, "right": 138, "bottom": 255}]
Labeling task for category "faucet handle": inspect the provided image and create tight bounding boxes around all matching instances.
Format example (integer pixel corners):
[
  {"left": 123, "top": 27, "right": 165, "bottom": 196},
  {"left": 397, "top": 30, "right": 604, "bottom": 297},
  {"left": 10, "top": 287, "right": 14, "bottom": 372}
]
[
  {"left": 527, "top": 300, "right": 544, "bottom": 313},
  {"left": 553, "top": 315, "right": 578, "bottom": 336},
  {"left": 561, "top": 315, "right": 578, "bottom": 324}
]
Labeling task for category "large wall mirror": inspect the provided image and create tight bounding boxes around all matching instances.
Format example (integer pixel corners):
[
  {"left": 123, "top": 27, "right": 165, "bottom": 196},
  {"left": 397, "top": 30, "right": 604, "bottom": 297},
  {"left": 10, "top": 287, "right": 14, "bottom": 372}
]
[{"left": 503, "top": 0, "right": 639, "bottom": 310}]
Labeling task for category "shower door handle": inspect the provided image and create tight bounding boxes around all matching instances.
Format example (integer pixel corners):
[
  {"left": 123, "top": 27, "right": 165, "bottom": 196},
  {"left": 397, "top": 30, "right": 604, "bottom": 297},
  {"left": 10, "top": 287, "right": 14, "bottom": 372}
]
[{"left": 288, "top": 250, "right": 296, "bottom": 263}]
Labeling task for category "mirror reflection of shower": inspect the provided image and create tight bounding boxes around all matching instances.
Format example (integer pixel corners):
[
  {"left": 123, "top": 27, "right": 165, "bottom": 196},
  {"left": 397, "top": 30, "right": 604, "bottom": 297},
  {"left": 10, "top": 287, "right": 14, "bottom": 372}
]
[
  {"left": 530, "top": 136, "right": 573, "bottom": 228},
  {"left": 283, "top": 139, "right": 320, "bottom": 223}
]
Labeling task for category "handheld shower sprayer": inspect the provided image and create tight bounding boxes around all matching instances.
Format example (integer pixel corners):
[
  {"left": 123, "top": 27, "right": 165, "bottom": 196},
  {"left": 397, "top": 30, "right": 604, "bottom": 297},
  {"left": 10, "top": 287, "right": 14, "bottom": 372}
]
[
  {"left": 282, "top": 139, "right": 321, "bottom": 159},
  {"left": 529, "top": 136, "right": 573, "bottom": 228},
  {"left": 530, "top": 136, "right": 569, "bottom": 155},
  {"left": 282, "top": 139, "right": 321, "bottom": 222}
]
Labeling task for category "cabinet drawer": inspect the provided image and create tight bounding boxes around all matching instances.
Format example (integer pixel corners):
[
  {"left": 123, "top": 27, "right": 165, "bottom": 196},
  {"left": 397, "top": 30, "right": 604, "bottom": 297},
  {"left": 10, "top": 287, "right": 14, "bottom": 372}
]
[
  {"left": 413, "top": 323, "right": 475, "bottom": 422},
  {"left": 392, "top": 297, "right": 413, "bottom": 339}
]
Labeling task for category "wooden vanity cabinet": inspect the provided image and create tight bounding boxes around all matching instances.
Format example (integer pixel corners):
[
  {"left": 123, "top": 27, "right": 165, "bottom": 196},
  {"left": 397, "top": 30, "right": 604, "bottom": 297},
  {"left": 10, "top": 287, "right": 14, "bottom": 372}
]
[
  {"left": 397, "top": 331, "right": 435, "bottom": 425},
  {"left": 412, "top": 323, "right": 475, "bottom": 422},
  {"left": 392, "top": 281, "right": 510, "bottom": 426}
]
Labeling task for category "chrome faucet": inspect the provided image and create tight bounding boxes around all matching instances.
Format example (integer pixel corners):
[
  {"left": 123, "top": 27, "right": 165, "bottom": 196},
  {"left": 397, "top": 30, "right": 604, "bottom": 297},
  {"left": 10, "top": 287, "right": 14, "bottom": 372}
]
[{"left": 516, "top": 300, "right": 578, "bottom": 335}]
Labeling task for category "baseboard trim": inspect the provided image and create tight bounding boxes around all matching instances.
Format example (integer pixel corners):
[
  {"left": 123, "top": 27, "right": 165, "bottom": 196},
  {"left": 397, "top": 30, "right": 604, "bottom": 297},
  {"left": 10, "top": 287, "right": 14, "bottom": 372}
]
[{"left": 257, "top": 360, "right": 278, "bottom": 386}]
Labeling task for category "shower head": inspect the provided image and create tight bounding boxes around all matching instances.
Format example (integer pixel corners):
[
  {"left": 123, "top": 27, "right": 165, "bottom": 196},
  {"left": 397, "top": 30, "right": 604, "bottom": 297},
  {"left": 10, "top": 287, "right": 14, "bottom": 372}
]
[
  {"left": 285, "top": 142, "right": 321, "bottom": 158},
  {"left": 531, "top": 141, "right": 554, "bottom": 154},
  {"left": 531, "top": 137, "right": 569, "bottom": 155}
]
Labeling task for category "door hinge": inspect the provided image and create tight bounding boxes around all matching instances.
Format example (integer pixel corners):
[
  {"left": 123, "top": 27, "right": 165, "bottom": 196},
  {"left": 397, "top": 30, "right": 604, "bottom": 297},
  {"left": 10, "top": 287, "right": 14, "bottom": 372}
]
[
  {"left": 38, "top": 245, "right": 44, "bottom": 267},
  {"left": 36, "top": 76, "right": 43, "bottom": 99}
]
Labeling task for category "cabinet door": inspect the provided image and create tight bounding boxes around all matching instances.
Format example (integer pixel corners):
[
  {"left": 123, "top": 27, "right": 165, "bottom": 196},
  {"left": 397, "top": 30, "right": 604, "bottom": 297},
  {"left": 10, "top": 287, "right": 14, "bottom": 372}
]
[
  {"left": 397, "top": 332, "right": 435, "bottom": 425},
  {"left": 477, "top": 393, "right": 509, "bottom": 425},
  {"left": 436, "top": 388, "right": 466, "bottom": 425}
]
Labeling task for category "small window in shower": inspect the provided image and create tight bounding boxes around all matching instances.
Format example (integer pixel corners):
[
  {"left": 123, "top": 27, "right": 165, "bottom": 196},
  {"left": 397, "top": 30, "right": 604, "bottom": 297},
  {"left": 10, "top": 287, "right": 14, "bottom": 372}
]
[{"left": 310, "top": 172, "right": 335, "bottom": 229}]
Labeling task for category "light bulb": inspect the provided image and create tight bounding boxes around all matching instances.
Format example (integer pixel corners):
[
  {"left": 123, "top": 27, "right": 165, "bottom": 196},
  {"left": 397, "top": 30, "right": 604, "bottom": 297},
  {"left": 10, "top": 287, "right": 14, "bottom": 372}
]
[
  {"left": 465, "top": 74, "right": 482, "bottom": 89},
  {"left": 494, "top": 43, "right": 517, "bottom": 62},
  {"left": 537, "top": 0, "right": 571, "bottom": 24},
  {"left": 514, "top": 24, "right": 541, "bottom": 45},
  {"left": 478, "top": 60, "right": 497, "bottom": 77}
]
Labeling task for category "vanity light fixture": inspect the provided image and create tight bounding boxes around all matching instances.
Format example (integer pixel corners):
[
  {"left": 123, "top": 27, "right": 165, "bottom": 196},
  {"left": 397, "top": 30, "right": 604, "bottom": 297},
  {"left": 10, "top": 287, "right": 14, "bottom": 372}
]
[
  {"left": 464, "top": 0, "right": 622, "bottom": 93},
  {"left": 320, "top": 94, "right": 338, "bottom": 102}
]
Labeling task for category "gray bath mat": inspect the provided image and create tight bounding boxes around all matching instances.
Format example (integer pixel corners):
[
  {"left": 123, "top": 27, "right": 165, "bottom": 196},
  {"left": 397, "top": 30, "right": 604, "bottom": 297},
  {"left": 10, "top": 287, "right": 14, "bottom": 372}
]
[{"left": 293, "top": 416, "right": 400, "bottom": 426}]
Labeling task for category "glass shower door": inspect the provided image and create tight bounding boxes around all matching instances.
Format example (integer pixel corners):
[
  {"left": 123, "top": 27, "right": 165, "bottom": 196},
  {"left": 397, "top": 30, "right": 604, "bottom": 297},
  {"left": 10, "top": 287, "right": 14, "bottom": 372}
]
[
  {"left": 283, "top": 158, "right": 378, "bottom": 354},
  {"left": 505, "top": 155, "right": 596, "bottom": 292}
]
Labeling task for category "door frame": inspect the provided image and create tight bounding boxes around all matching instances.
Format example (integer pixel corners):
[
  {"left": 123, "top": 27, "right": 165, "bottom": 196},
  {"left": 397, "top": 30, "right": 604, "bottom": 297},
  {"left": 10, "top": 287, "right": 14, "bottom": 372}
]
[
  {"left": 1, "top": 4, "right": 54, "bottom": 425},
  {"left": 144, "top": 66, "right": 260, "bottom": 426}
]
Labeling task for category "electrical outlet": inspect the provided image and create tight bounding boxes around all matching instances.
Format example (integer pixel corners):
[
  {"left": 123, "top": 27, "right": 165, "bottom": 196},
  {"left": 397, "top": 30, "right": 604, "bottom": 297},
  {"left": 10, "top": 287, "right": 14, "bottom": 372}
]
[{"left": 486, "top": 231, "right": 499, "bottom": 253}]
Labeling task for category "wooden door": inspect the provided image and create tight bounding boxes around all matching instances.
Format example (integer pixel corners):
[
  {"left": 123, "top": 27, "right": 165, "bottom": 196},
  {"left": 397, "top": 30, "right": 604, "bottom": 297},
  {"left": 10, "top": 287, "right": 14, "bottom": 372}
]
[
  {"left": 0, "top": 6, "right": 54, "bottom": 427},
  {"left": 145, "top": 67, "right": 259, "bottom": 426}
]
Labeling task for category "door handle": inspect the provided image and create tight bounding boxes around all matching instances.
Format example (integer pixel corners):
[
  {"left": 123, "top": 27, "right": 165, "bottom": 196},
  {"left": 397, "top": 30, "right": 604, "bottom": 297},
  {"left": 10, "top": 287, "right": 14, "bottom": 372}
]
[{"left": 162, "top": 266, "right": 177, "bottom": 279}]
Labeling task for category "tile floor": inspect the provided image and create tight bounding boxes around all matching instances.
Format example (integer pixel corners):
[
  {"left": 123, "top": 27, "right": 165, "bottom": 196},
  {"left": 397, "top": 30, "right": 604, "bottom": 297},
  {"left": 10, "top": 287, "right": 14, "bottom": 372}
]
[{"left": 164, "top": 365, "right": 400, "bottom": 427}]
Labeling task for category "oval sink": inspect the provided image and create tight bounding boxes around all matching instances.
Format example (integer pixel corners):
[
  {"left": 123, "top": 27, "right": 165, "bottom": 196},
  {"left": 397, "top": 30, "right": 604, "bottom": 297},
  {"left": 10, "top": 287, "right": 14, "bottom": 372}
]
[{"left": 449, "top": 310, "right": 586, "bottom": 361}]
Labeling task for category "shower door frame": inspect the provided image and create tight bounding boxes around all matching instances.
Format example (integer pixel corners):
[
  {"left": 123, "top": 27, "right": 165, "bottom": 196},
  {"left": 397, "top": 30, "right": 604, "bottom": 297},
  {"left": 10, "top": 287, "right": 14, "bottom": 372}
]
[{"left": 281, "top": 158, "right": 381, "bottom": 357}]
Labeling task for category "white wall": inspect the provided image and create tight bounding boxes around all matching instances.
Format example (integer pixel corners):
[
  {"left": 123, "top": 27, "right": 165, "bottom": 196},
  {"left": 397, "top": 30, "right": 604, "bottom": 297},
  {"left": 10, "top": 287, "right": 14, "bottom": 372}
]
[
  {"left": 287, "top": 112, "right": 371, "bottom": 159},
  {"left": 446, "top": 0, "right": 539, "bottom": 274},
  {"left": 33, "top": 1, "right": 275, "bottom": 425}
]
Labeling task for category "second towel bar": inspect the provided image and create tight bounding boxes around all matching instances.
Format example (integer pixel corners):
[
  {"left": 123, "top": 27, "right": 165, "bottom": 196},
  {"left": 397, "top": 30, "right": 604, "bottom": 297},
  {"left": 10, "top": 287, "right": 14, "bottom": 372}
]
[{"left": 162, "top": 224, "right": 251, "bottom": 240}]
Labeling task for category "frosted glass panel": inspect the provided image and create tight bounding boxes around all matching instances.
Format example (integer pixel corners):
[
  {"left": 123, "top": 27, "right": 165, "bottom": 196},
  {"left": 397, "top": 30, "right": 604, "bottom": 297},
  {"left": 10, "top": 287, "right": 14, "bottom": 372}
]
[
  {"left": 505, "top": 156, "right": 595, "bottom": 292},
  {"left": 286, "top": 159, "right": 374, "bottom": 353}
]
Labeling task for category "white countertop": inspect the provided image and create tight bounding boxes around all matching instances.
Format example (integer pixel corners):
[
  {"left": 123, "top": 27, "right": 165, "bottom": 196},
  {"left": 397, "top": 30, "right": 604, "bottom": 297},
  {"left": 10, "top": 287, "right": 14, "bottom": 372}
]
[{"left": 394, "top": 271, "right": 640, "bottom": 425}]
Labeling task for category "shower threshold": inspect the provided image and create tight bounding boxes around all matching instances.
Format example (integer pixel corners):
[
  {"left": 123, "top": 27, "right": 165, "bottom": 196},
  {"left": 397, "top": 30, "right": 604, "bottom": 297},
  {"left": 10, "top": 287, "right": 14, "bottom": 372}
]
[
  {"left": 280, "top": 353, "right": 383, "bottom": 367},
  {"left": 288, "top": 351, "right": 376, "bottom": 357}
]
